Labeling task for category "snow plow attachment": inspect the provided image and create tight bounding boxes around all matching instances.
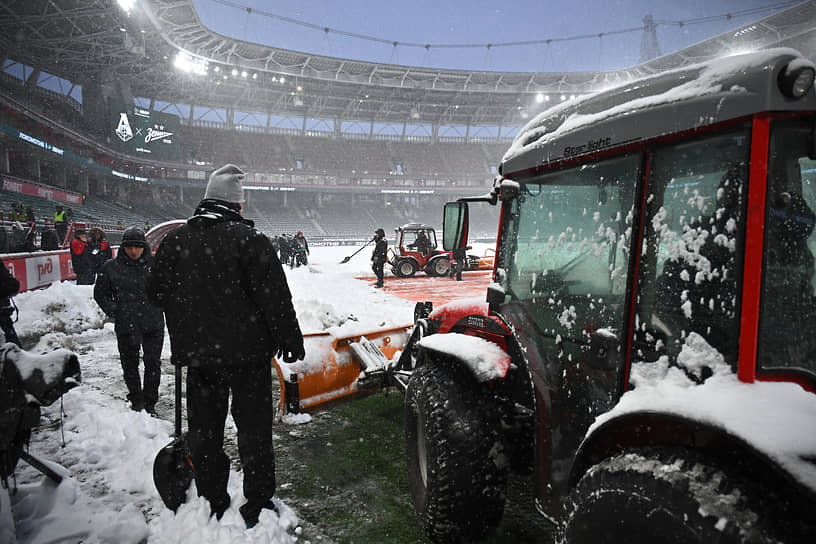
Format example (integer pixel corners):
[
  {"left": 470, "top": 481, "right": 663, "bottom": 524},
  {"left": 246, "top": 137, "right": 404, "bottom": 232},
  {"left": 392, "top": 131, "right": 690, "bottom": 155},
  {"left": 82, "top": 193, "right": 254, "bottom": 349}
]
[{"left": 273, "top": 325, "right": 412, "bottom": 415}]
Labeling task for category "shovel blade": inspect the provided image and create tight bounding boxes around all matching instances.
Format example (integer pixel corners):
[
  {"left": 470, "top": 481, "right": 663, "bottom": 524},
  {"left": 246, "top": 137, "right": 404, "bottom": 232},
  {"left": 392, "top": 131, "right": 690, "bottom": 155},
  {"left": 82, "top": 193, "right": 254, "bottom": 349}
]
[
  {"left": 340, "top": 256, "right": 351, "bottom": 264},
  {"left": 153, "top": 434, "right": 194, "bottom": 512}
]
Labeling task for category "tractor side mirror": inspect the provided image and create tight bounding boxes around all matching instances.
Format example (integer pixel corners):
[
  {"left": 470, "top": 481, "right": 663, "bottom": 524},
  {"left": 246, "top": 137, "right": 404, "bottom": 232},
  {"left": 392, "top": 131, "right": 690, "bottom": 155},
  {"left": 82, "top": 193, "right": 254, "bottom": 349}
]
[{"left": 442, "top": 201, "right": 469, "bottom": 251}]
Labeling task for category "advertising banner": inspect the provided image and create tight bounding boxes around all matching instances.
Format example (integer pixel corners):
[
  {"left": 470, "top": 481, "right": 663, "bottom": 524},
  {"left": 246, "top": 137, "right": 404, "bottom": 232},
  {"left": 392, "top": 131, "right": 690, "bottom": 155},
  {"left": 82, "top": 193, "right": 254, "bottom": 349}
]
[
  {"left": 2, "top": 177, "right": 84, "bottom": 206},
  {"left": 109, "top": 101, "right": 181, "bottom": 161}
]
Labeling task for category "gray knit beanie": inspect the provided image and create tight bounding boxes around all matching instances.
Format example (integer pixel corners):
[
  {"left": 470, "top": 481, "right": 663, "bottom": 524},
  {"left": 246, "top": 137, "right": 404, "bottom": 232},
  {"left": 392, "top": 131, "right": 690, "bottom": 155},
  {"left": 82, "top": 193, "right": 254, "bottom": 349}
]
[{"left": 204, "top": 164, "right": 245, "bottom": 203}]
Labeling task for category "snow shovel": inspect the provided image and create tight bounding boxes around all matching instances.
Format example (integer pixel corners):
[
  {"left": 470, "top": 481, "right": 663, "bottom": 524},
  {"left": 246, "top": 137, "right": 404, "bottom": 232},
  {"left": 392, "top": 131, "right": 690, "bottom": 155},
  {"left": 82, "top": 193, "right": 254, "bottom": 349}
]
[
  {"left": 153, "top": 365, "right": 194, "bottom": 512},
  {"left": 339, "top": 238, "right": 373, "bottom": 264}
]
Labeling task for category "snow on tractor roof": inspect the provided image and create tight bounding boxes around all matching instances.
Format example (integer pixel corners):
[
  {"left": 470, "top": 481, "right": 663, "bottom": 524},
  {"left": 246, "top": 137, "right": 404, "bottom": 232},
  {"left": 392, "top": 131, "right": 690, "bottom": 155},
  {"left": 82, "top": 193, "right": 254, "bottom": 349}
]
[{"left": 501, "top": 48, "right": 816, "bottom": 174}]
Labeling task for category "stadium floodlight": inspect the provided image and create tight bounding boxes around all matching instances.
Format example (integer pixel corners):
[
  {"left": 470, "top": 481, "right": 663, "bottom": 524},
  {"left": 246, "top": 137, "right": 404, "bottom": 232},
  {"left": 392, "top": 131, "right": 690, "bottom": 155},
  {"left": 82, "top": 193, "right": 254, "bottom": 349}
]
[
  {"left": 241, "top": 71, "right": 247, "bottom": 78},
  {"left": 280, "top": 77, "right": 285, "bottom": 83},
  {"left": 173, "top": 52, "right": 209, "bottom": 75},
  {"left": 535, "top": 93, "right": 545, "bottom": 103},
  {"left": 117, "top": 0, "right": 136, "bottom": 14},
  {"left": 232, "top": 69, "right": 238, "bottom": 76}
]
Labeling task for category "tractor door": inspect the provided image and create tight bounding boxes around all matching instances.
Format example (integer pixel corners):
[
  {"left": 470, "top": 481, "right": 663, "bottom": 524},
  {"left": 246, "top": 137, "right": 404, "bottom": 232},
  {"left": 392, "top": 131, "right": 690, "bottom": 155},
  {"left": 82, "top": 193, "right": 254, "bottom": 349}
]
[{"left": 492, "top": 154, "right": 642, "bottom": 486}]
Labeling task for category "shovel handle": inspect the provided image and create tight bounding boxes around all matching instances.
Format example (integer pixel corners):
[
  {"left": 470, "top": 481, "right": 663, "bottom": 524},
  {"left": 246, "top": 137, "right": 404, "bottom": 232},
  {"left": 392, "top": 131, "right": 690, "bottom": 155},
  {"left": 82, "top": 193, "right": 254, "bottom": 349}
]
[
  {"left": 175, "top": 365, "right": 183, "bottom": 438},
  {"left": 339, "top": 238, "right": 374, "bottom": 264}
]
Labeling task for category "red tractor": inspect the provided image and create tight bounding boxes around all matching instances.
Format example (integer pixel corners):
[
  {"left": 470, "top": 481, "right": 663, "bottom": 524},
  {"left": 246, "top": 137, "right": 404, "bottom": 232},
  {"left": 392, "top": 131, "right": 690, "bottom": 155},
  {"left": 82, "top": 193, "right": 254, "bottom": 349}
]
[
  {"left": 275, "top": 50, "right": 816, "bottom": 543},
  {"left": 389, "top": 223, "right": 453, "bottom": 278}
]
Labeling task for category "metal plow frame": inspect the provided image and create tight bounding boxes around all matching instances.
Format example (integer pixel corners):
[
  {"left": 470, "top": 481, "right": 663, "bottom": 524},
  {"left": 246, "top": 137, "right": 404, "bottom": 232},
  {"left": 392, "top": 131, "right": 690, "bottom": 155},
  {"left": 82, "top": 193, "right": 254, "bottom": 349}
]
[{"left": 272, "top": 325, "right": 413, "bottom": 416}]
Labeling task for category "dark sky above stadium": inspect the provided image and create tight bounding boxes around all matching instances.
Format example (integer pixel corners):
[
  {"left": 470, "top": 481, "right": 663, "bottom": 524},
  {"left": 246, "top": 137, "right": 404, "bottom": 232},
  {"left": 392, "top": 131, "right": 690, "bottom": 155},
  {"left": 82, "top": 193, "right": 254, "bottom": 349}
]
[{"left": 190, "top": 0, "right": 798, "bottom": 72}]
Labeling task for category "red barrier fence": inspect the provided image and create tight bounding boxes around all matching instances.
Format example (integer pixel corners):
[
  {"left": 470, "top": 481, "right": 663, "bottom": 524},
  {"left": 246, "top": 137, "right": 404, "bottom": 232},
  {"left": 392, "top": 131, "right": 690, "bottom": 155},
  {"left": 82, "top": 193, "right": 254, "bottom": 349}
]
[
  {"left": 1, "top": 247, "right": 119, "bottom": 292},
  {"left": 1, "top": 249, "right": 75, "bottom": 291}
]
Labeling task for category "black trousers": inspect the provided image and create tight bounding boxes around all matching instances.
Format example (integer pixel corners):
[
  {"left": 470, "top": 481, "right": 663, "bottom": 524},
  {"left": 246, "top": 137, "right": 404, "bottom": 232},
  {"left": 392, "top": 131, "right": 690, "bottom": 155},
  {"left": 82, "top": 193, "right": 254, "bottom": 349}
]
[
  {"left": 372, "top": 258, "right": 384, "bottom": 286},
  {"left": 186, "top": 362, "right": 276, "bottom": 518},
  {"left": 0, "top": 316, "right": 21, "bottom": 347},
  {"left": 116, "top": 327, "right": 163, "bottom": 407}
]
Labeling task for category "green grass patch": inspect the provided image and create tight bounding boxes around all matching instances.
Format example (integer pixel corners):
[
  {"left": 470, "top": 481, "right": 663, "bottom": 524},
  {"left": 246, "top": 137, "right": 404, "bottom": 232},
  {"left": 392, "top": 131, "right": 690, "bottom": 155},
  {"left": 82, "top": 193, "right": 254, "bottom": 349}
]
[{"left": 275, "top": 391, "right": 429, "bottom": 543}]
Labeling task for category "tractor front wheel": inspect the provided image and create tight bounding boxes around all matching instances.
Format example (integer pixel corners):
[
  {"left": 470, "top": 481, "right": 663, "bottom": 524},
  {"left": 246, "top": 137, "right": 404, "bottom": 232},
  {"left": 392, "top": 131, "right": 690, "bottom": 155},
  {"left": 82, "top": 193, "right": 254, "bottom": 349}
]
[
  {"left": 393, "top": 259, "right": 417, "bottom": 278},
  {"left": 427, "top": 257, "right": 451, "bottom": 277},
  {"left": 405, "top": 363, "right": 508, "bottom": 542}
]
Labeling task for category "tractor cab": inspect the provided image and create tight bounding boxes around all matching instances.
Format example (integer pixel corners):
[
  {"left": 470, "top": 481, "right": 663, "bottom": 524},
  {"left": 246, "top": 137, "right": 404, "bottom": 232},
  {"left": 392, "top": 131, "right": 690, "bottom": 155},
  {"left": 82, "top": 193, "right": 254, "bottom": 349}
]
[{"left": 390, "top": 223, "right": 452, "bottom": 277}]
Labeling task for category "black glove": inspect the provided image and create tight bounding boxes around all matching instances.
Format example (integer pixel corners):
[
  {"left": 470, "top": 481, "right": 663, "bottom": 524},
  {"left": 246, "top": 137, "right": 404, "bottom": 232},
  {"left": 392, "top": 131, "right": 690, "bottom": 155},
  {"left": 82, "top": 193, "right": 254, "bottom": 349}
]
[{"left": 281, "top": 337, "right": 305, "bottom": 363}]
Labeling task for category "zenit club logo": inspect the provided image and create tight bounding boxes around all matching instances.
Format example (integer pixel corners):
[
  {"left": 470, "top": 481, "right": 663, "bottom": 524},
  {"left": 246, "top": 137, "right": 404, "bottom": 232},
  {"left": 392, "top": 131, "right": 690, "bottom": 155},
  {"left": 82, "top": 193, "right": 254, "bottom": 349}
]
[
  {"left": 145, "top": 125, "right": 174, "bottom": 143},
  {"left": 115, "top": 113, "right": 134, "bottom": 143}
]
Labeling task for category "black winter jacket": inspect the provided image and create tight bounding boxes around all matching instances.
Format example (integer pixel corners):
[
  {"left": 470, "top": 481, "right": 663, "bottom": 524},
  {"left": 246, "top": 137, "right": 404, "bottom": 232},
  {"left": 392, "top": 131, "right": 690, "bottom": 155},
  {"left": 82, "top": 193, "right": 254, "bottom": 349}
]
[
  {"left": 94, "top": 249, "right": 164, "bottom": 336},
  {"left": 0, "top": 262, "right": 19, "bottom": 315},
  {"left": 372, "top": 238, "right": 387, "bottom": 263},
  {"left": 145, "top": 200, "right": 303, "bottom": 367}
]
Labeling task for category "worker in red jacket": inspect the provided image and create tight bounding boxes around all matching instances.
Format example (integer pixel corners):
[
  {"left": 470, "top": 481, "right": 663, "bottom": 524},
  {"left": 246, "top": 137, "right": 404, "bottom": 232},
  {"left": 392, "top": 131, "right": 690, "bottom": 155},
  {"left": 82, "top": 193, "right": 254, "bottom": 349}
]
[{"left": 70, "top": 228, "right": 94, "bottom": 285}]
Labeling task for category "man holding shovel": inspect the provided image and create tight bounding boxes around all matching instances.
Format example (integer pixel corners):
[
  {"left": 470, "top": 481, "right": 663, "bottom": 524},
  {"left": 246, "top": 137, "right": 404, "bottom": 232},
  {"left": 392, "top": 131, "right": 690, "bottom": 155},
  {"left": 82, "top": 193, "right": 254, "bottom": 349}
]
[
  {"left": 371, "top": 228, "right": 387, "bottom": 288},
  {"left": 147, "top": 163, "right": 305, "bottom": 527}
]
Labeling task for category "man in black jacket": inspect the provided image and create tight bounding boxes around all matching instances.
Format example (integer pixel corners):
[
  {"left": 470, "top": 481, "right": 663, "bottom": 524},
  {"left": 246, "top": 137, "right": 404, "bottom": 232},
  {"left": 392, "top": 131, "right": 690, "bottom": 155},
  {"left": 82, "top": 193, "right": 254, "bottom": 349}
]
[
  {"left": 146, "top": 164, "right": 305, "bottom": 527},
  {"left": 0, "top": 261, "right": 20, "bottom": 347},
  {"left": 94, "top": 227, "right": 164, "bottom": 414},
  {"left": 371, "top": 228, "right": 387, "bottom": 288}
]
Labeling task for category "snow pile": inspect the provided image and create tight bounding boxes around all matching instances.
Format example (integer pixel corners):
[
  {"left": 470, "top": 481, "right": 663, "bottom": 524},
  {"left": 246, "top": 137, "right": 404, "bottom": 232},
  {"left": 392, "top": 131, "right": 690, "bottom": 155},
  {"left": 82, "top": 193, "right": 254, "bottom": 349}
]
[
  {"left": 418, "top": 332, "right": 510, "bottom": 381},
  {"left": 15, "top": 283, "right": 106, "bottom": 340},
  {"left": 591, "top": 333, "right": 816, "bottom": 492}
]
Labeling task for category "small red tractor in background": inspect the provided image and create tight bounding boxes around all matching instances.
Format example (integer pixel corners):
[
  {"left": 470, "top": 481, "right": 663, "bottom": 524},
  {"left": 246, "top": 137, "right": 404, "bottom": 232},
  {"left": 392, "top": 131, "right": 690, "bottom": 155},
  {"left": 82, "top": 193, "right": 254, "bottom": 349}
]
[{"left": 388, "top": 223, "right": 453, "bottom": 278}]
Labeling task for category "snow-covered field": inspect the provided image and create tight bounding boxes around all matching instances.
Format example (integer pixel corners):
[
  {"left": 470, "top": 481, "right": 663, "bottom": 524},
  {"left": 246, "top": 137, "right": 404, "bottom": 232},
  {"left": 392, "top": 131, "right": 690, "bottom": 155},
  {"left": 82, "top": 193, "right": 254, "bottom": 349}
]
[{"left": 4, "top": 246, "right": 416, "bottom": 544}]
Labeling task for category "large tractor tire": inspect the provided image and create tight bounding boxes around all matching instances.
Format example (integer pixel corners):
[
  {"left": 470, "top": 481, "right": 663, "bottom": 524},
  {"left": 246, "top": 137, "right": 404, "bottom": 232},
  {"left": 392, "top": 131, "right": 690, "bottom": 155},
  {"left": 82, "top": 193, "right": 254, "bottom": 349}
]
[
  {"left": 561, "top": 448, "right": 783, "bottom": 544},
  {"left": 405, "top": 363, "right": 508, "bottom": 543},
  {"left": 393, "top": 259, "right": 417, "bottom": 278},
  {"left": 426, "top": 257, "right": 451, "bottom": 277}
]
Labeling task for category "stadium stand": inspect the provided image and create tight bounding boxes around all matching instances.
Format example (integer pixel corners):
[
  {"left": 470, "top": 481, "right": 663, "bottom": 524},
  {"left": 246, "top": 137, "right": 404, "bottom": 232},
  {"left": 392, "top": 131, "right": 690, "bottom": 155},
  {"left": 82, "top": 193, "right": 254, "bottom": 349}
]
[{"left": 0, "top": 0, "right": 809, "bottom": 252}]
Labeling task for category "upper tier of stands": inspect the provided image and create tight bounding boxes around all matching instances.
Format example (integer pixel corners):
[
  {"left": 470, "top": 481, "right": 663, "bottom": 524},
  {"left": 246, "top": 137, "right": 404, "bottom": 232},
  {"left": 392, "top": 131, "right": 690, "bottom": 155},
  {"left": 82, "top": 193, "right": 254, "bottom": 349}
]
[
  {"left": 184, "top": 127, "right": 504, "bottom": 182},
  {"left": 0, "top": 80, "right": 506, "bottom": 248}
]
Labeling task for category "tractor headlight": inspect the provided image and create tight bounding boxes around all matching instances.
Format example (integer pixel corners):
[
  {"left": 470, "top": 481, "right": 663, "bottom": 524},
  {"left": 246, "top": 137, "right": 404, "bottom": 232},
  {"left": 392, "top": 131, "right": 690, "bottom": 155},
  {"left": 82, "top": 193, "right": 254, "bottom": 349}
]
[{"left": 779, "top": 62, "right": 816, "bottom": 98}]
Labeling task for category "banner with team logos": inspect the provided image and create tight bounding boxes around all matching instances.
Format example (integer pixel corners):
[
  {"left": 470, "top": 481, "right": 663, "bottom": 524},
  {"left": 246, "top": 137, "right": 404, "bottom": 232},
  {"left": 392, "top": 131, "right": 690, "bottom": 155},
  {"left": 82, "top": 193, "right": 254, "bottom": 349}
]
[{"left": 109, "top": 101, "right": 181, "bottom": 161}]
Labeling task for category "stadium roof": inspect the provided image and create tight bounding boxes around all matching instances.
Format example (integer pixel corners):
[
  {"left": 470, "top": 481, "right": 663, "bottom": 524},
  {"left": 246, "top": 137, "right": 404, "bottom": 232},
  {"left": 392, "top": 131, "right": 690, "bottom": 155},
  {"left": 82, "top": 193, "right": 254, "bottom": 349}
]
[{"left": 1, "top": 0, "right": 815, "bottom": 127}]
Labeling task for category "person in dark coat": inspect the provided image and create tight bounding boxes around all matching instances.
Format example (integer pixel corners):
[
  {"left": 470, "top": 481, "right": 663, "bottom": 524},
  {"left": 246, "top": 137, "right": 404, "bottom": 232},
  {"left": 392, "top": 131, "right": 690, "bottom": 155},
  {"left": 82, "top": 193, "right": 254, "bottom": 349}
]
[
  {"left": 70, "top": 228, "right": 95, "bottom": 285},
  {"left": 409, "top": 230, "right": 431, "bottom": 256},
  {"left": 146, "top": 163, "right": 305, "bottom": 527},
  {"left": 277, "top": 234, "right": 291, "bottom": 266},
  {"left": 371, "top": 228, "right": 387, "bottom": 288},
  {"left": 450, "top": 246, "right": 467, "bottom": 281},
  {"left": 89, "top": 227, "right": 112, "bottom": 282},
  {"left": 94, "top": 227, "right": 164, "bottom": 414},
  {"left": 0, "top": 261, "right": 21, "bottom": 347}
]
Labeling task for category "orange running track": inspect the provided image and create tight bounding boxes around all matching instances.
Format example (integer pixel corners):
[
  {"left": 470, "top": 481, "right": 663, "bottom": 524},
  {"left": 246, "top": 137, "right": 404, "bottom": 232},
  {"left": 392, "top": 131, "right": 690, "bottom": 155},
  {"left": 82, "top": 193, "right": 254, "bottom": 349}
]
[{"left": 356, "top": 270, "right": 493, "bottom": 306}]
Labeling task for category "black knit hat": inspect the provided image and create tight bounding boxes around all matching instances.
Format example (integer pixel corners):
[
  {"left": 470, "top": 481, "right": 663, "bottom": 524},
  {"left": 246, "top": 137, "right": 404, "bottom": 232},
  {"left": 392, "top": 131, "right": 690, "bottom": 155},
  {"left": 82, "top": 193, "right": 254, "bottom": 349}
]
[{"left": 121, "top": 226, "right": 147, "bottom": 248}]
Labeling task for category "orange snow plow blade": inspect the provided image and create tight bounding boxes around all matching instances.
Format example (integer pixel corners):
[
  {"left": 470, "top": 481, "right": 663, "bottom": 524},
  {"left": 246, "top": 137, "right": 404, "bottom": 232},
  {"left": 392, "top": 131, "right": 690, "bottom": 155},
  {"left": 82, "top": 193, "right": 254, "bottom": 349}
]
[
  {"left": 272, "top": 325, "right": 412, "bottom": 415},
  {"left": 471, "top": 247, "right": 495, "bottom": 270}
]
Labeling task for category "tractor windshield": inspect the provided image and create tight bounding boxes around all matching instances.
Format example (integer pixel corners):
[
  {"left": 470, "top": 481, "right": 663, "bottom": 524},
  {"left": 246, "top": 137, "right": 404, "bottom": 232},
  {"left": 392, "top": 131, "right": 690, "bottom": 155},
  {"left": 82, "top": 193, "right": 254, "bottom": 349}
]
[
  {"left": 758, "top": 119, "right": 816, "bottom": 379},
  {"left": 498, "top": 153, "right": 640, "bottom": 345}
]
